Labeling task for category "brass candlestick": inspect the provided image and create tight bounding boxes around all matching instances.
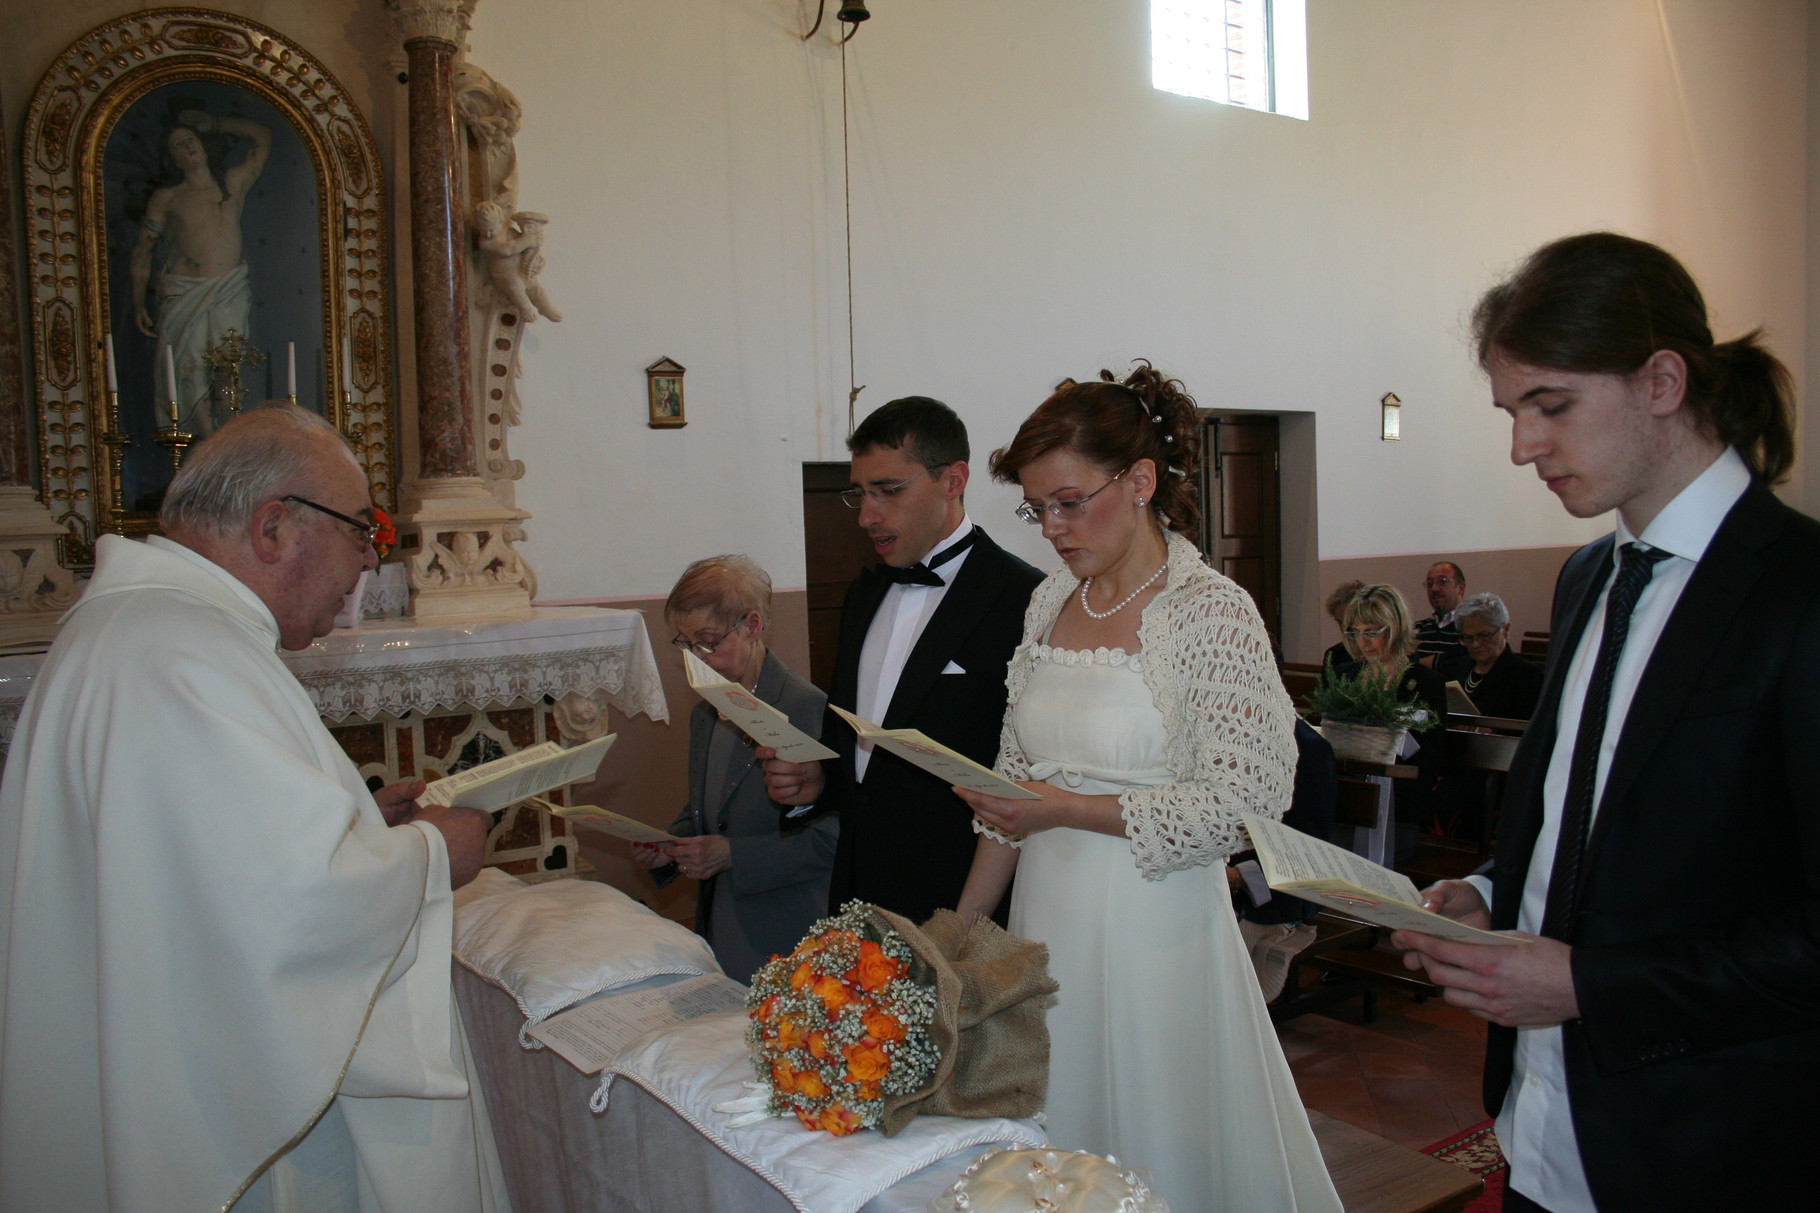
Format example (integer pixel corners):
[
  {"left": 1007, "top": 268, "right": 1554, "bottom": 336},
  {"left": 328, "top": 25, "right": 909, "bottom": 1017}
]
[
  {"left": 154, "top": 423, "right": 195, "bottom": 477},
  {"left": 100, "top": 388, "right": 133, "bottom": 525}
]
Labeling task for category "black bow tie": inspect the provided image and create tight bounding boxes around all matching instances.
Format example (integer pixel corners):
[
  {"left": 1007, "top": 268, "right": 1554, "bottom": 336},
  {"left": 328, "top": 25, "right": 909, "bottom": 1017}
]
[{"left": 877, "top": 527, "right": 978, "bottom": 587}]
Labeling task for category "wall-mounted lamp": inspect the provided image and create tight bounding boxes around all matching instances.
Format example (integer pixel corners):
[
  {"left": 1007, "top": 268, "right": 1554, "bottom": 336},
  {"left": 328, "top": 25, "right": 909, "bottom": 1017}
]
[
  {"left": 805, "top": 0, "right": 871, "bottom": 40},
  {"left": 1380, "top": 392, "right": 1401, "bottom": 441}
]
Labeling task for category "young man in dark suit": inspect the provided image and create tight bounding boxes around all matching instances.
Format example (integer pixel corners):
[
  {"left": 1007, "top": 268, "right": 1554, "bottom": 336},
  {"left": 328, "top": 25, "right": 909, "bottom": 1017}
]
[
  {"left": 1397, "top": 233, "right": 1819, "bottom": 1211},
  {"left": 763, "top": 397, "right": 1041, "bottom": 924}
]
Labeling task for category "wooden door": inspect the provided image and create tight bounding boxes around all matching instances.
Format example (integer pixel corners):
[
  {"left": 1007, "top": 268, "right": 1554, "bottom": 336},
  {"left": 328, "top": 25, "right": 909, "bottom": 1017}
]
[
  {"left": 801, "top": 462, "right": 876, "bottom": 689},
  {"left": 1198, "top": 414, "right": 1283, "bottom": 653}
]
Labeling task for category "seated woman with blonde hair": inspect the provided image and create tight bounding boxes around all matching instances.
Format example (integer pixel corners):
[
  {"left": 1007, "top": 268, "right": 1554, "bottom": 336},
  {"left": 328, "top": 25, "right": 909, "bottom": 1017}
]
[
  {"left": 1335, "top": 583, "right": 1447, "bottom": 860},
  {"left": 632, "top": 555, "right": 836, "bottom": 983}
]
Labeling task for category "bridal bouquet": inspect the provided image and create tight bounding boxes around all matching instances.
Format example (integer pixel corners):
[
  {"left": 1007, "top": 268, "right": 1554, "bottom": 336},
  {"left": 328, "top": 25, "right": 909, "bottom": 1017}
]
[{"left": 745, "top": 903, "right": 941, "bottom": 1136}]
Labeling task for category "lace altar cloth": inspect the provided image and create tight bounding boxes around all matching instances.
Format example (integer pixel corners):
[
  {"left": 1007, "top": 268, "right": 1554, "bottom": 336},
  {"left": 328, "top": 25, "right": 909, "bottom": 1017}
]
[{"left": 280, "top": 606, "right": 670, "bottom": 723}]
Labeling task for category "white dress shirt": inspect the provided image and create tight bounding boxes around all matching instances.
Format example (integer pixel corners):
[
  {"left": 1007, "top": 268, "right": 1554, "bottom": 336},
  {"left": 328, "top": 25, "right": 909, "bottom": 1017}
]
[
  {"left": 1474, "top": 447, "right": 1749, "bottom": 1211},
  {"left": 853, "top": 515, "right": 975, "bottom": 781}
]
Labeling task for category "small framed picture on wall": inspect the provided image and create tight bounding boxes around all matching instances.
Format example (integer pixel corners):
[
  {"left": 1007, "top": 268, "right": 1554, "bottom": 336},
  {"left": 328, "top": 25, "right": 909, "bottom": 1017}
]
[{"left": 646, "top": 357, "right": 686, "bottom": 428}]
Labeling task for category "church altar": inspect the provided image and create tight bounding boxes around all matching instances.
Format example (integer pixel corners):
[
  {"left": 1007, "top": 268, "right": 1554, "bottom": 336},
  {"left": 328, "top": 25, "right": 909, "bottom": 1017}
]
[{"left": 0, "top": 607, "right": 670, "bottom": 880}]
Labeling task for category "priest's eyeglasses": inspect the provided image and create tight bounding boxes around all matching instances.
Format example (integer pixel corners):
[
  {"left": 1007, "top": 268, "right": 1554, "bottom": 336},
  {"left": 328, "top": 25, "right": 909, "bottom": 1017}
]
[
  {"left": 282, "top": 495, "right": 380, "bottom": 544},
  {"left": 838, "top": 463, "right": 952, "bottom": 509},
  {"left": 1014, "top": 467, "right": 1128, "bottom": 525}
]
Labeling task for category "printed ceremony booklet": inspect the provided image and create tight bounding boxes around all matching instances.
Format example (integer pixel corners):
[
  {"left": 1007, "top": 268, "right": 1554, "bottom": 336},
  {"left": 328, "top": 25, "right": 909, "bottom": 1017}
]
[
  {"left": 420, "top": 734, "right": 617, "bottom": 813},
  {"left": 527, "top": 972, "right": 749, "bottom": 1074},
  {"left": 1240, "top": 812, "right": 1517, "bottom": 945},
  {"left": 1444, "top": 680, "right": 1481, "bottom": 715},
  {"left": 529, "top": 796, "right": 680, "bottom": 845},
  {"left": 681, "top": 649, "right": 837, "bottom": 763},
  {"left": 829, "top": 705, "right": 1039, "bottom": 799}
]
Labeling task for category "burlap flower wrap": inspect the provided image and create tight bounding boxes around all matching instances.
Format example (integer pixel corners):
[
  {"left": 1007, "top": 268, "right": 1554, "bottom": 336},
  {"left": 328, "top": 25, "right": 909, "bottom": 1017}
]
[
  {"left": 874, "top": 907, "right": 1057, "bottom": 1136},
  {"left": 746, "top": 902, "right": 1057, "bottom": 1138}
]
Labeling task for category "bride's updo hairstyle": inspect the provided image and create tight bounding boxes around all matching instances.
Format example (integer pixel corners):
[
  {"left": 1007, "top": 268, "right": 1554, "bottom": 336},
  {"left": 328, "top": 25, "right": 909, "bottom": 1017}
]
[
  {"left": 989, "top": 361, "right": 1202, "bottom": 536},
  {"left": 1472, "top": 231, "right": 1795, "bottom": 485}
]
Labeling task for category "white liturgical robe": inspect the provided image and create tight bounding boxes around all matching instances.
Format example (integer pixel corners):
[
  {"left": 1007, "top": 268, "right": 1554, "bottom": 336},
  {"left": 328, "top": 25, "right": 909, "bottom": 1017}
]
[{"left": 0, "top": 535, "right": 508, "bottom": 1212}]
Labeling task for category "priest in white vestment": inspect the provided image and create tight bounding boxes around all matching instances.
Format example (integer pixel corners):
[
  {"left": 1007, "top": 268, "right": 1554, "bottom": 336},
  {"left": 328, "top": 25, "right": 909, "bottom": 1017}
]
[{"left": 0, "top": 406, "right": 510, "bottom": 1212}]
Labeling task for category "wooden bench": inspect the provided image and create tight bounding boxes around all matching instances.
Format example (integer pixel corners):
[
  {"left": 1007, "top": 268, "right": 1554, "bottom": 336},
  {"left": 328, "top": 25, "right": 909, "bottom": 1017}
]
[
  {"left": 1313, "top": 1110, "right": 1484, "bottom": 1213},
  {"left": 1270, "top": 911, "right": 1442, "bottom": 1024}
]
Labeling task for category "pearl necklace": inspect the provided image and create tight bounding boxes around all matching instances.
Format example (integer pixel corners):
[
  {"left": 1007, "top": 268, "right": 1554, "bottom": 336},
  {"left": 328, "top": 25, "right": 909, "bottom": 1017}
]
[{"left": 1078, "top": 562, "right": 1168, "bottom": 619}]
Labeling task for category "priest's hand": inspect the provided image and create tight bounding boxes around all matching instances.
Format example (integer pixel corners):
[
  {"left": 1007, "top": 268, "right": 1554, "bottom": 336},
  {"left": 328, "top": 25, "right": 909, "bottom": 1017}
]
[
  {"left": 757, "top": 748, "right": 824, "bottom": 805},
  {"left": 631, "top": 841, "right": 675, "bottom": 870},
  {"left": 412, "top": 802, "right": 491, "bottom": 890},
  {"left": 668, "top": 834, "right": 731, "bottom": 881},
  {"left": 374, "top": 779, "right": 427, "bottom": 827}
]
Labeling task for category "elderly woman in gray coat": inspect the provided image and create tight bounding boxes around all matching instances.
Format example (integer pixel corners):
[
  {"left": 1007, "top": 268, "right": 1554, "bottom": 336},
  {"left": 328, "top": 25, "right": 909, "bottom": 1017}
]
[{"left": 633, "top": 555, "right": 837, "bottom": 982}]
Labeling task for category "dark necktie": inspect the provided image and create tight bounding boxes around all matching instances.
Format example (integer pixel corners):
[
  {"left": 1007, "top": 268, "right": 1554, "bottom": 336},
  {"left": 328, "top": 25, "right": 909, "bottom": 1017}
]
[
  {"left": 876, "top": 526, "right": 978, "bottom": 587},
  {"left": 1540, "top": 541, "right": 1673, "bottom": 940}
]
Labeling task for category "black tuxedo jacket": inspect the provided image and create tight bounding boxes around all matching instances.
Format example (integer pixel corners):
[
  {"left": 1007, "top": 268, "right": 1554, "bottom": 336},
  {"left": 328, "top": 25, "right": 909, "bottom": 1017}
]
[
  {"left": 822, "top": 529, "right": 1042, "bottom": 923},
  {"left": 1487, "top": 481, "right": 1820, "bottom": 1208}
]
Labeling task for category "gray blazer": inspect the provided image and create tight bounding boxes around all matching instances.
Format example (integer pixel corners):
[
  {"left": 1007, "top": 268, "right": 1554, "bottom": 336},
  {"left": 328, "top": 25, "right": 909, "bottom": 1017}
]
[{"left": 660, "top": 650, "right": 836, "bottom": 982}]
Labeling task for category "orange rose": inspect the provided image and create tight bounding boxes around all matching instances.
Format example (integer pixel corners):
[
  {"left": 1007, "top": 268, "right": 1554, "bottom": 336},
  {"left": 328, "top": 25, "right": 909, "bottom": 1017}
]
[
  {"left": 818, "top": 1103, "right": 866, "bottom": 1136},
  {"left": 771, "top": 1059, "right": 797, "bottom": 1090},
  {"left": 756, "top": 994, "right": 779, "bottom": 1022},
  {"left": 777, "top": 1017, "right": 807, "bottom": 1051},
  {"left": 847, "top": 940, "right": 902, "bottom": 992},
  {"left": 854, "top": 1079, "right": 882, "bottom": 1101},
  {"left": 843, "top": 1040, "right": 890, "bottom": 1082},
  {"left": 790, "top": 961, "right": 815, "bottom": 991},
  {"left": 807, "top": 1030, "right": 835, "bottom": 1061},
  {"left": 862, "top": 1008, "right": 906, "bottom": 1043},
  {"left": 795, "top": 1069, "right": 829, "bottom": 1099},
  {"left": 794, "top": 1106, "right": 821, "bottom": 1132},
  {"left": 812, "top": 973, "right": 854, "bottom": 1014}
]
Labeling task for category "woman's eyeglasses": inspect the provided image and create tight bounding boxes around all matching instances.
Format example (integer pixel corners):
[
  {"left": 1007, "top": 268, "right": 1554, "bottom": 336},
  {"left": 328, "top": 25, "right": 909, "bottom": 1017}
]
[
  {"left": 1014, "top": 468, "right": 1129, "bottom": 525},
  {"left": 1343, "top": 626, "right": 1389, "bottom": 641}
]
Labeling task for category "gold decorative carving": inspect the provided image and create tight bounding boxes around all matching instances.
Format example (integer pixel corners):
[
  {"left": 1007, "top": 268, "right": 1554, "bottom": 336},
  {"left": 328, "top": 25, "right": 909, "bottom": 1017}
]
[{"left": 22, "top": 9, "right": 398, "bottom": 551}]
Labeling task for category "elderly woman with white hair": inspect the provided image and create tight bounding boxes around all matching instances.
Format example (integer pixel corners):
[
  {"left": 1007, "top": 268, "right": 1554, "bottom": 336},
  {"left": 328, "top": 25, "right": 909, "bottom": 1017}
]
[
  {"left": 1437, "top": 592, "right": 1543, "bottom": 720},
  {"left": 632, "top": 555, "right": 837, "bottom": 982}
]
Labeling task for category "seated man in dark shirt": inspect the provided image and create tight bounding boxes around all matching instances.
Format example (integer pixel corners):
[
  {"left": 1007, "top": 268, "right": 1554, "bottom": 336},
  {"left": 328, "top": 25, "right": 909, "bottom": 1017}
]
[{"left": 1413, "top": 560, "right": 1468, "bottom": 669}]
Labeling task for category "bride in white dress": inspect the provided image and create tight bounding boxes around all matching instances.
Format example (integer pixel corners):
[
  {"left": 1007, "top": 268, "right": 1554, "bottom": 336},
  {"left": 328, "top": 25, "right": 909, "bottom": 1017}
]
[{"left": 956, "top": 364, "right": 1340, "bottom": 1212}]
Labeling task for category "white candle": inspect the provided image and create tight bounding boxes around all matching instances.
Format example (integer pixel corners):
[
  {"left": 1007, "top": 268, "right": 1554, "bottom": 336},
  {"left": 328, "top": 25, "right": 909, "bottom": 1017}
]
[
  {"left": 287, "top": 342, "right": 297, "bottom": 397},
  {"left": 104, "top": 334, "right": 118, "bottom": 393},
  {"left": 164, "top": 345, "right": 179, "bottom": 423}
]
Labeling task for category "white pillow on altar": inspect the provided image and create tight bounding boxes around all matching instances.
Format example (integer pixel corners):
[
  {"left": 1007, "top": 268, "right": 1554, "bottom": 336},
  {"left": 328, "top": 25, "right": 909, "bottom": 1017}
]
[{"left": 452, "top": 870, "right": 722, "bottom": 1038}]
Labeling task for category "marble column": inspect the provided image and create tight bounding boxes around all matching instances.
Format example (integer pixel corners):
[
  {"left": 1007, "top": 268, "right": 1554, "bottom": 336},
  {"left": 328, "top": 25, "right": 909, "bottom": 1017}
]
[
  {"left": 0, "top": 85, "right": 80, "bottom": 638},
  {"left": 389, "top": 0, "right": 477, "bottom": 479},
  {"left": 385, "top": 0, "right": 534, "bottom": 620}
]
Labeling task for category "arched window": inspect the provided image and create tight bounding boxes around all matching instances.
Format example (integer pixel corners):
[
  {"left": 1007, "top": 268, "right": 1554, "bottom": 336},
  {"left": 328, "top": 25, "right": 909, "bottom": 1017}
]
[{"left": 1152, "top": 0, "right": 1308, "bottom": 120}]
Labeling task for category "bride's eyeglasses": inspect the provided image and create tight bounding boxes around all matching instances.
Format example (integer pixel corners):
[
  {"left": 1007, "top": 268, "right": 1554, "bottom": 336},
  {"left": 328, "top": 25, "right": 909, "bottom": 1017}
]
[{"left": 1014, "top": 468, "right": 1129, "bottom": 525}]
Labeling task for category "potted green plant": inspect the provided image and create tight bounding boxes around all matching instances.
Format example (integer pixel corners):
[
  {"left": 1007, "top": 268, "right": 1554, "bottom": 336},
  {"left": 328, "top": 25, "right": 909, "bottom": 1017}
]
[{"left": 1301, "top": 660, "right": 1439, "bottom": 764}]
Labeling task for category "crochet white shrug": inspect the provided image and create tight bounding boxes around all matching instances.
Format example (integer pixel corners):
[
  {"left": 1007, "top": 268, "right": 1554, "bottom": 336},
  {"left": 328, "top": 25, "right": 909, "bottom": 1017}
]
[{"left": 984, "top": 529, "right": 1298, "bottom": 880}]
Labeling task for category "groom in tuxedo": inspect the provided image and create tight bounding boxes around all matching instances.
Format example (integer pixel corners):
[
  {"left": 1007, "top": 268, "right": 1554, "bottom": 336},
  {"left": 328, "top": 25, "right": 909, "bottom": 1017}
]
[
  {"left": 1397, "top": 233, "right": 1819, "bottom": 1212},
  {"left": 764, "top": 397, "right": 1040, "bottom": 924}
]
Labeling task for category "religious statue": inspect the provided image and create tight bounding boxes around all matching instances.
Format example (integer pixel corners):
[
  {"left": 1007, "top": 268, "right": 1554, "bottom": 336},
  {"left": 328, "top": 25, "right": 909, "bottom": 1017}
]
[
  {"left": 473, "top": 202, "right": 562, "bottom": 322},
  {"left": 127, "top": 105, "right": 271, "bottom": 436}
]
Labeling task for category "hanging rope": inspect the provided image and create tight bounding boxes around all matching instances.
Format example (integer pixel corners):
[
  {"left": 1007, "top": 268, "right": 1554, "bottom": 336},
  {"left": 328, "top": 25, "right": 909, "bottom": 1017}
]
[{"left": 842, "top": 34, "right": 863, "bottom": 433}]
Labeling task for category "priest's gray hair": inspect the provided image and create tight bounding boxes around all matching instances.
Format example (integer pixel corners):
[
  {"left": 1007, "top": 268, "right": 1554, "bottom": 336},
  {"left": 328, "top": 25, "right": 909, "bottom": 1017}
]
[
  {"left": 664, "top": 554, "right": 773, "bottom": 629},
  {"left": 1453, "top": 592, "right": 1510, "bottom": 631},
  {"left": 161, "top": 404, "right": 359, "bottom": 537}
]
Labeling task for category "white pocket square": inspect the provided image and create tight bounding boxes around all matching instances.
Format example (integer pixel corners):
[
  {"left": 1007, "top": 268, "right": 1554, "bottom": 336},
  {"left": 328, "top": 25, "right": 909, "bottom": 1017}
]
[{"left": 940, "top": 660, "right": 966, "bottom": 675}]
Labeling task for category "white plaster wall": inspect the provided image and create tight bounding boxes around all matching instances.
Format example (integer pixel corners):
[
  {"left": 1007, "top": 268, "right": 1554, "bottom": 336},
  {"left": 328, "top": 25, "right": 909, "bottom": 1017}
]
[
  {"left": 468, "top": 0, "right": 1807, "bottom": 602},
  {"left": 8, "top": 1, "right": 1807, "bottom": 603}
]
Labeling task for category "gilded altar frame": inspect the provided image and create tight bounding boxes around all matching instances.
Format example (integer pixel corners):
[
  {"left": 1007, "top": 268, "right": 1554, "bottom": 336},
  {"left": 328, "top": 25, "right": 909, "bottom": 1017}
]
[{"left": 21, "top": 8, "right": 396, "bottom": 558}]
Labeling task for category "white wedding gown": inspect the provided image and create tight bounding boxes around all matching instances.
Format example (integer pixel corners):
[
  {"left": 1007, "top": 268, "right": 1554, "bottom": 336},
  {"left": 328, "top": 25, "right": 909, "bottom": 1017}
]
[{"left": 1008, "top": 645, "right": 1341, "bottom": 1212}]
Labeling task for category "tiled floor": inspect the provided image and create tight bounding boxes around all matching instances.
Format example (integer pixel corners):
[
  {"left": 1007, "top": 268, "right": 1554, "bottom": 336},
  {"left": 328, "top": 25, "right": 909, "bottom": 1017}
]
[{"left": 1279, "top": 977, "right": 1491, "bottom": 1151}]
